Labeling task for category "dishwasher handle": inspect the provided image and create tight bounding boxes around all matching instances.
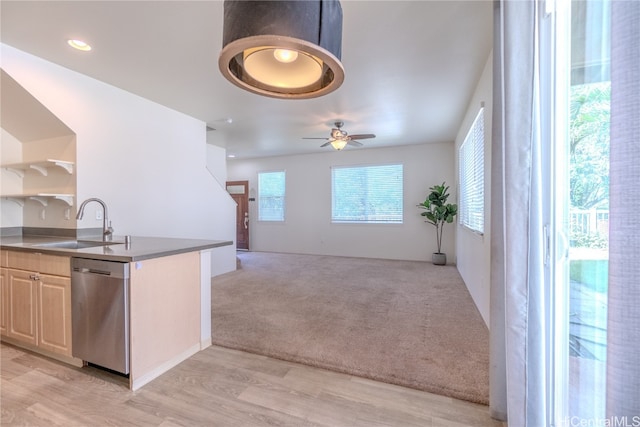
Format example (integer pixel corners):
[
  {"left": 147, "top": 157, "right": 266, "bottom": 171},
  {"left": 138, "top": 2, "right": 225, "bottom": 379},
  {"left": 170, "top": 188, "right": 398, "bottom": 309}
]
[
  {"left": 73, "top": 267, "right": 113, "bottom": 276},
  {"left": 71, "top": 258, "right": 130, "bottom": 280}
]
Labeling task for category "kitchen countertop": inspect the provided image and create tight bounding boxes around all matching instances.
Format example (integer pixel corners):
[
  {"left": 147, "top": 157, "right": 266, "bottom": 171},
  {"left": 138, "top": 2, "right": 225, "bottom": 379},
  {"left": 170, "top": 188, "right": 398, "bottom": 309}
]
[{"left": 0, "top": 235, "right": 233, "bottom": 262}]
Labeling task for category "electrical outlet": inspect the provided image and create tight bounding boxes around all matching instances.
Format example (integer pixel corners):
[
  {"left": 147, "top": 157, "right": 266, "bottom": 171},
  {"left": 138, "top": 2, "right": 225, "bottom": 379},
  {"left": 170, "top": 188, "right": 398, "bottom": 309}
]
[
  {"left": 64, "top": 208, "right": 70, "bottom": 220},
  {"left": 96, "top": 210, "right": 103, "bottom": 220}
]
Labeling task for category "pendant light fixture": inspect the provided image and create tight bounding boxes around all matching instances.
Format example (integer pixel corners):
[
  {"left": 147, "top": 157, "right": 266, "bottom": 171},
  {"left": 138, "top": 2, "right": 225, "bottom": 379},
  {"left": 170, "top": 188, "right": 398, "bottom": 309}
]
[{"left": 218, "top": 0, "right": 344, "bottom": 99}]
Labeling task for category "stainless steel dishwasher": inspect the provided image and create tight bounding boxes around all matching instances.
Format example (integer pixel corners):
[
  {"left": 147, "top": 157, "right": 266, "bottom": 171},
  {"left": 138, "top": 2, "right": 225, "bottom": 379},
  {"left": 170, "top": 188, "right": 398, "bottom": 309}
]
[{"left": 71, "top": 257, "right": 130, "bottom": 375}]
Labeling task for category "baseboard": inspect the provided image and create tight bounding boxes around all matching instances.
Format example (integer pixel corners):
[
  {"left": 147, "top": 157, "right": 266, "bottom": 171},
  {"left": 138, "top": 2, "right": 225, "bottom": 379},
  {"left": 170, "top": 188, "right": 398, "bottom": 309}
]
[
  {"left": 490, "top": 408, "right": 507, "bottom": 422},
  {"left": 200, "top": 336, "right": 212, "bottom": 350},
  {"left": 1, "top": 337, "right": 83, "bottom": 368},
  {"left": 129, "top": 343, "right": 200, "bottom": 391}
]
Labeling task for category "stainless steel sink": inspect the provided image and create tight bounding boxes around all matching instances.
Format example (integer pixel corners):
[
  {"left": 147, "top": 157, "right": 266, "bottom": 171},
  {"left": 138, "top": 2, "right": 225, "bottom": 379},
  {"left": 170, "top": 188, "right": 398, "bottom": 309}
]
[{"left": 34, "top": 240, "right": 121, "bottom": 249}]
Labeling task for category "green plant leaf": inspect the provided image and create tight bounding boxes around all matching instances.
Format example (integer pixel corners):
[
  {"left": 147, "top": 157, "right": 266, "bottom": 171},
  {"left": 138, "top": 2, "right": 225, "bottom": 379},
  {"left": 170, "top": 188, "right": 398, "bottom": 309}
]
[{"left": 418, "top": 182, "right": 458, "bottom": 254}]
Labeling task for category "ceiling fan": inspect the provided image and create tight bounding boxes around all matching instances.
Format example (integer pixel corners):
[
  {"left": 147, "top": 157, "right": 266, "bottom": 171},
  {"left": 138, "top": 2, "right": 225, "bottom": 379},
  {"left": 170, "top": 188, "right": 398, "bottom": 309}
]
[{"left": 303, "top": 121, "right": 376, "bottom": 150}]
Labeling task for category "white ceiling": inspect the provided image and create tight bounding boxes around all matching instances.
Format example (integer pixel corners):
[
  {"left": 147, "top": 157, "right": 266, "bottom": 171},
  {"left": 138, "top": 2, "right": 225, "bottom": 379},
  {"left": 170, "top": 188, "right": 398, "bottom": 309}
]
[{"left": 0, "top": 1, "right": 493, "bottom": 159}]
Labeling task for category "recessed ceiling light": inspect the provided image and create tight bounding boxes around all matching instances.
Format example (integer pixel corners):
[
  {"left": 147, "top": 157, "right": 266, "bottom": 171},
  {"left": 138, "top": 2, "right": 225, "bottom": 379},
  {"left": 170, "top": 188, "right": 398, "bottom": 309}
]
[
  {"left": 67, "top": 39, "right": 92, "bottom": 51},
  {"left": 227, "top": 154, "right": 236, "bottom": 158}
]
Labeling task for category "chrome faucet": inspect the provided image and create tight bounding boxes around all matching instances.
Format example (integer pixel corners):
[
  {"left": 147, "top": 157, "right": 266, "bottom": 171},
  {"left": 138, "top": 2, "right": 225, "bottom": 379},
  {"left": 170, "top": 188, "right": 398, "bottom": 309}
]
[{"left": 76, "top": 198, "right": 114, "bottom": 241}]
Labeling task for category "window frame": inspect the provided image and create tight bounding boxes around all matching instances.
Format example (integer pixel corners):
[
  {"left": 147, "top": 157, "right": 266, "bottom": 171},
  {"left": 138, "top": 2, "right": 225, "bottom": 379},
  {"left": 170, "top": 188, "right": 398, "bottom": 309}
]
[
  {"left": 330, "top": 163, "right": 404, "bottom": 224},
  {"left": 257, "top": 170, "right": 286, "bottom": 222},
  {"left": 458, "top": 106, "right": 485, "bottom": 234}
]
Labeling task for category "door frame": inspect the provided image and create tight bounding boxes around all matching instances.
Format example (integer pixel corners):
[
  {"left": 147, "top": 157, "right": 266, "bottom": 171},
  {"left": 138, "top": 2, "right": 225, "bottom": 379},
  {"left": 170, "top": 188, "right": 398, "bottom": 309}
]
[{"left": 226, "top": 180, "right": 250, "bottom": 250}]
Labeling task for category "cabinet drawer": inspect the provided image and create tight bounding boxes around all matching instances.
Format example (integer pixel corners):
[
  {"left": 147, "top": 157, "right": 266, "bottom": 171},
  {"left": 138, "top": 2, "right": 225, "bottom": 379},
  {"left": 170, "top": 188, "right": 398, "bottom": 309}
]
[
  {"left": 6, "top": 251, "right": 70, "bottom": 277},
  {"left": 0, "top": 250, "right": 7, "bottom": 268},
  {"left": 40, "top": 254, "right": 71, "bottom": 277},
  {"left": 7, "top": 251, "right": 39, "bottom": 272}
]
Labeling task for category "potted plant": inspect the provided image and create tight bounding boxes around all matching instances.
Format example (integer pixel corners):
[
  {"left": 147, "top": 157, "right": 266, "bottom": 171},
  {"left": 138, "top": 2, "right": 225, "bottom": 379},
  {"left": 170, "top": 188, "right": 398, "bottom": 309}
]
[{"left": 418, "top": 182, "right": 458, "bottom": 265}]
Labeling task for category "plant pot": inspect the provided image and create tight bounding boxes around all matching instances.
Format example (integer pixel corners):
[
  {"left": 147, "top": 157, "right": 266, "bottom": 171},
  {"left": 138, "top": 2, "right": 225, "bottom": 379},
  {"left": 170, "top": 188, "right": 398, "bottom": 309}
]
[{"left": 432, "top": 253, "right": 447, "bottom": 265}]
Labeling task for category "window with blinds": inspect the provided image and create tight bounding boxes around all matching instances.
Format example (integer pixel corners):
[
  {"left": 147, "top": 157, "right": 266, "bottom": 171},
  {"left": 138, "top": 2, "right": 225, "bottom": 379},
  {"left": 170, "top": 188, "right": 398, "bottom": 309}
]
[
  {"left": 458, "top": 108, "right": 485, "bottom": 233},
  {"left": 331, "top": 164, "right": 403, "bottom": 224},
  {"left": 258, "top": 171, "right": 285, "bottom": 221}
]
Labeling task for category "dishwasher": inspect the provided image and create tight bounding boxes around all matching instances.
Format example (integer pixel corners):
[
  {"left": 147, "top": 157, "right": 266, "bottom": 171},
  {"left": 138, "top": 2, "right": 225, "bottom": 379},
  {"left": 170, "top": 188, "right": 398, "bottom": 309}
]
[{"left": 71, "top": 257, "right": 130, "bottom": 375}]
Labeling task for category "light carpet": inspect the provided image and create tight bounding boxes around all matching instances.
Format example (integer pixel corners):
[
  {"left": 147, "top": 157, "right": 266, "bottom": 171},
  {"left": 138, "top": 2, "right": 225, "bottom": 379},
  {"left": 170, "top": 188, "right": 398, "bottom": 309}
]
[{"left": 211, "top": 251, "right": 489, "bottom": 405}]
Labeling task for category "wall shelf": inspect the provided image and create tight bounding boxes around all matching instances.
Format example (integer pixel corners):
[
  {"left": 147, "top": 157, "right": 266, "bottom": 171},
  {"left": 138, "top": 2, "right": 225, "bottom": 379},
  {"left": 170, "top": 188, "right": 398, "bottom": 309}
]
[
  {"left": 1, "top": 193, "right": 74, "bottom": 207},
  {"left": 1, "top": 159, "right": 74, "bottom": 178}
]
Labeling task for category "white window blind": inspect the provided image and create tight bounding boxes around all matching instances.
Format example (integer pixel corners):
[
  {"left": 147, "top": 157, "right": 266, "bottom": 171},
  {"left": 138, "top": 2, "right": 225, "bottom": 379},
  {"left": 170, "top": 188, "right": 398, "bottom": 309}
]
[
  {"left": 459, "top": 107, "right": 485, "bottom": 233},
  {"left": 331, "top": 164, "right": 403, "bottom": 223},
  {"left": 258, "top": 171, "right": 285, "bottom": 221}
]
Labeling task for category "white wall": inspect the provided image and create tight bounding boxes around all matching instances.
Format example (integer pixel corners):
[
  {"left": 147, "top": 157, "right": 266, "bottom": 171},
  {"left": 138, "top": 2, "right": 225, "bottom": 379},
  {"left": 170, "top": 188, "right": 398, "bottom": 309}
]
[
  {"left": 205, "top": 143, "right": 237, "bottom": 275},
  {"left": 1, "top": 44, "right": 236, "bottom": 276},
  {"left": 454, "top": 52, "right": 493, "bottom": 327},
  {"left": 206, "top": 144, "right": 228, "bottom": 188},
  {"left": 228, "top": 143, "right": 456, "bottom": 262}
]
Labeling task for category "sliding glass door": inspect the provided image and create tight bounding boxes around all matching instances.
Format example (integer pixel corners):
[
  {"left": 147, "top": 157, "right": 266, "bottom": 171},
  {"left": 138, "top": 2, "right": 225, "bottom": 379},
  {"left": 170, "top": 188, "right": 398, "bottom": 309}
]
[{"left": 554, "top": 0, "right": 610, "bottom": 422}]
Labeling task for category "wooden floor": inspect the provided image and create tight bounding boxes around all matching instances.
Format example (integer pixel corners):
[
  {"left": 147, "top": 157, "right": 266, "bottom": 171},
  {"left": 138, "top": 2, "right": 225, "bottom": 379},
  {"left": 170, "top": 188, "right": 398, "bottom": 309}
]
[{"left": 1, "top": 342, "right": 504, "bottom": 427}]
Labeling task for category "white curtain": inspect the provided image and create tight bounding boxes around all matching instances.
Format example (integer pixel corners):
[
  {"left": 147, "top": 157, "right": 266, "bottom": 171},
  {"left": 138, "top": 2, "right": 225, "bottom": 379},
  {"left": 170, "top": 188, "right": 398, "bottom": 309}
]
[
  {"left": 606, "top": 0, "right": 640, "bottom": 416},
  {"left": 491, "top": 0, "right": 547, "bottom": 425}
]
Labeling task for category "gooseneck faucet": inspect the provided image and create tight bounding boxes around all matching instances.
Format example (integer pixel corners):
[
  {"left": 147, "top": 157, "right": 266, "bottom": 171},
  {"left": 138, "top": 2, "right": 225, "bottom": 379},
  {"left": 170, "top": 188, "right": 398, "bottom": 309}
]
[{"left": 76, "top": 198, "right": 114, "bottom": 241}]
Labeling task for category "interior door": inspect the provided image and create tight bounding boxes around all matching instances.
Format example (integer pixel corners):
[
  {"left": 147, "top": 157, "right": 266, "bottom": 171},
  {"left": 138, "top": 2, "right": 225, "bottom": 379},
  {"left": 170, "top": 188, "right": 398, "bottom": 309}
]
[{"left": 226, "top": 181, "right": 249, "bottom": 250}]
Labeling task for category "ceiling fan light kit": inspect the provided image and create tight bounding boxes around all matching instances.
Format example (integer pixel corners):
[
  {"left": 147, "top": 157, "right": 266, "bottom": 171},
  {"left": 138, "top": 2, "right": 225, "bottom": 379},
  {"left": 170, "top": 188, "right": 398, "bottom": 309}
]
[
  {"left": 330, "top": 139, "right": 348, "bottom": 151},
  {"left": 219, "top": 0, "right": 344, "bottom": 99}
]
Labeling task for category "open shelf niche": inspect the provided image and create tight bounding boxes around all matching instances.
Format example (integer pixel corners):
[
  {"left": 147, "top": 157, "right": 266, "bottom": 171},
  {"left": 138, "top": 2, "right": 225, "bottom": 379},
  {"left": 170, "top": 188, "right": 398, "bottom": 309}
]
[{"left": 1, "top": 70, "right": 77, "bottom": 228}]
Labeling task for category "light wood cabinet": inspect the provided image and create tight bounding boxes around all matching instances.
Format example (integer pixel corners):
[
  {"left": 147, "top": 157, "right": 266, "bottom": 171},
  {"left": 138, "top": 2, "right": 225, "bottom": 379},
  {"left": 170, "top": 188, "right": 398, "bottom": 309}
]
[
  {"left": 0, "top": 267, "right": 8, "bottom": 336},
  {"left": 37, "top": 274, "right": 72, "bottom": 356},
  {"left": 129, "top": 251, "right": 202, "bottom": 390},
  {"left": 1, "top": 251, "right": 72, "bottom": 357},
  {"left": 6, "top": 269, "right": 38, "bottom": 345},
  {"left": 8, "top": 251, "right": 70, "bottom": 277}
]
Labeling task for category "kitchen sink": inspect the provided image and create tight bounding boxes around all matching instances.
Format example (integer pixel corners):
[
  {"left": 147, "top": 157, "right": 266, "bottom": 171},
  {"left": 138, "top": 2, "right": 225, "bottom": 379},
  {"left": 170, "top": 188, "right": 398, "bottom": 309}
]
[{"left": 34, "top": 240, "right": 121, "bottom": 249}]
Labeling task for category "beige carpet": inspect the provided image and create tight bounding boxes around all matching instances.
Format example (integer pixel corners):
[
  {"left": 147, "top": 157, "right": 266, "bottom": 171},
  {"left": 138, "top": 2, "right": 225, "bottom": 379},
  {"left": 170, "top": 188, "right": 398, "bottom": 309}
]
[{"left": 211, "top": 251, "right": 490, "bottom": 405}]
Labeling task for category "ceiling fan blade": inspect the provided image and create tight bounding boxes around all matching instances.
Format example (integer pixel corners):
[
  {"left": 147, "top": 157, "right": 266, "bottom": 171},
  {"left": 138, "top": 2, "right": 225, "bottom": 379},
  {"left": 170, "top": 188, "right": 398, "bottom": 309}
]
[
  {"left": 320, "top": 141, "right": 333, "bottom": 147},
  {"left": 348, "top": 133, "right": 376, "bottom": 140},
  {"left": 347, "top": 140, "right": 364, "bottom": 147},
  {"left": 303, "top": 137, "right": 329, "bottom": 140}
]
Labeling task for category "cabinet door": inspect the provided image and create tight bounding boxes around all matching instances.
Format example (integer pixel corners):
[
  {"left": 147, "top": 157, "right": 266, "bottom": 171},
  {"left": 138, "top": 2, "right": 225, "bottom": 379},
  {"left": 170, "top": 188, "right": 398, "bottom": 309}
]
[
  {"left": 37, "top": 274, "right": 72, "bottom": 356},
  {"left": 7, "top": 269, "right": 38, "bottom": 345},
  {"left": 0, "top": 268, "right": 7, "bottom": 336}
]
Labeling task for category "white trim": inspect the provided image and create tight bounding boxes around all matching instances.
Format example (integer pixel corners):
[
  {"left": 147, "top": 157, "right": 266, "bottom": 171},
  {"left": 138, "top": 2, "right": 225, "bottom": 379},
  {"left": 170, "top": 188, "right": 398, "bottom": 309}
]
[
  {"left": 200, "top": 249, "right": 212, "bottom": 347},
  {"left": 130, "top": 343, "right": 200, "bottom": 391}
]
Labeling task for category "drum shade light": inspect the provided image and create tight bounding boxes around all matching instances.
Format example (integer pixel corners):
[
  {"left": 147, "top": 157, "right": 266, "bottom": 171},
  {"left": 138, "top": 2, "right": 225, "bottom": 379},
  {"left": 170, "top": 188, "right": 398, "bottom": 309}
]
[{"left": 218, "top": 0, "right": 344, "bottom": 99}]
